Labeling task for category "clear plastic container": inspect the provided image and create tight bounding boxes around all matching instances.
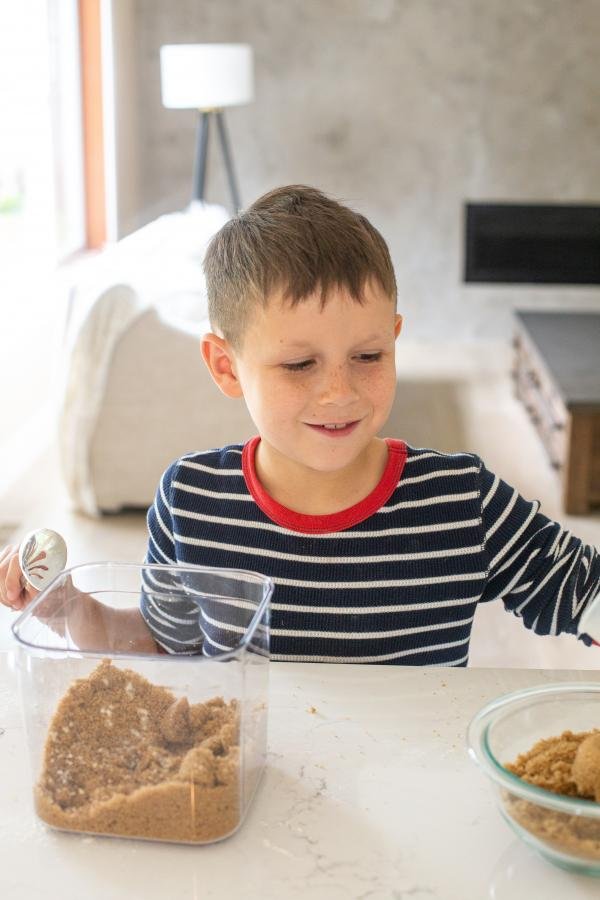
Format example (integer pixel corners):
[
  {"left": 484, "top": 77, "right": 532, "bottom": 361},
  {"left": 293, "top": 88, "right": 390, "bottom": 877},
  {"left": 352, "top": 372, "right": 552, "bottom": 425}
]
[
  {"left": 12, "top": 562, "right": 272, "bottom": 844},
  {"left": 467, "top": 683, "right": 600, "bottom": 876}
]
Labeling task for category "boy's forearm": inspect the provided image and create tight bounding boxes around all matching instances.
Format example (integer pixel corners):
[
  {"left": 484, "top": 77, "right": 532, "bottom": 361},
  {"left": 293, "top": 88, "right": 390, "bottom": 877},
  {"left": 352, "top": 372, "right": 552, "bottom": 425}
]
[{"left": 42, "top": 586, "right": 159, "bottom": 654}]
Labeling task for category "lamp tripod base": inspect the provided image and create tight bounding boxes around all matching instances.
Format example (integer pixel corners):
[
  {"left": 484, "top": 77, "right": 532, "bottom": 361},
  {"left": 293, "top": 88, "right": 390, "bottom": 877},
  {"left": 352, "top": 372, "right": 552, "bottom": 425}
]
[{"left": 192, "top": 110, "right": 241, "bottom": 213}]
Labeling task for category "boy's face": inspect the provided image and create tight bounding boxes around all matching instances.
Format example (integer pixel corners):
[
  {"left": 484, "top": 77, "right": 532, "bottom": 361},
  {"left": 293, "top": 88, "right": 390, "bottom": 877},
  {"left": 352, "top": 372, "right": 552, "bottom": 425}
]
[{"left": 212, "top": 281, "right": 402, "bottom": 478}]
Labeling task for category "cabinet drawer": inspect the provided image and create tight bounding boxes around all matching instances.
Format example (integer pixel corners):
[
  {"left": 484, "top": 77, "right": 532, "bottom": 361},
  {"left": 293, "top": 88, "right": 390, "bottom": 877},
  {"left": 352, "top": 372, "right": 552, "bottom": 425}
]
[{"left": 513, "top": 334, "right": 568, "bottom": 468}]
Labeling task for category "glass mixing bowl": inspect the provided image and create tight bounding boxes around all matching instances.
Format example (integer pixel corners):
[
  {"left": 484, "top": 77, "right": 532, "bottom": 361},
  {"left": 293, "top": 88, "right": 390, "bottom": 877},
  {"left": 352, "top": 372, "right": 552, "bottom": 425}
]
[{"left": 467, "top": 682, "right": 600, "bottom": 876}]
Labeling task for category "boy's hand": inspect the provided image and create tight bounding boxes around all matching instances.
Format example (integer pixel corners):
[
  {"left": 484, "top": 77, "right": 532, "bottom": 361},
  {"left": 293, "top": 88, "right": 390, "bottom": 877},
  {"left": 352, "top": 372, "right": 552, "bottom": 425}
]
[{"left": 0, "top": 544, "right": 40, "bottom": 611}]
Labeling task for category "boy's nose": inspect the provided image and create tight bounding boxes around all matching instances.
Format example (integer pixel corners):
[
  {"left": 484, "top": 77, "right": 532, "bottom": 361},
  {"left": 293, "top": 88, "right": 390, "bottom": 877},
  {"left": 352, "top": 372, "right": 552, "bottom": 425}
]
[{"left": 317, "top": 365, "right": 360, "bottom": 406}]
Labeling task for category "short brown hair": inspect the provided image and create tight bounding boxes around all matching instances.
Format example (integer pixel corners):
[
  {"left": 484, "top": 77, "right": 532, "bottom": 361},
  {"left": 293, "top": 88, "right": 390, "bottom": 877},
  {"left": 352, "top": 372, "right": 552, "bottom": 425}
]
[{"left": 203, "top": 184, "right": 397, "bottom": 349}]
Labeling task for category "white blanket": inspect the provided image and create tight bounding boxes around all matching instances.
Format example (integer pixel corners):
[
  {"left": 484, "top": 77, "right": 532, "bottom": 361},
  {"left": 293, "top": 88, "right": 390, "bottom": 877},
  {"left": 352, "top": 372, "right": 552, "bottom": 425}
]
[
  {"left": 59, "top": 283, "right": 145, "bottom": 515},
  {"left": 58, "top": 205, "right": 230, "bottom": 515}
]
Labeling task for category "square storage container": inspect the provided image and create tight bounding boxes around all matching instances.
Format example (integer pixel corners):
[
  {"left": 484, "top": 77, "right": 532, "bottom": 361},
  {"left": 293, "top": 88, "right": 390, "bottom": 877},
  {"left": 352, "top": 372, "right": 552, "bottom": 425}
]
[{"left": 12, "top": 562, "right": 272, "bottom": 844}]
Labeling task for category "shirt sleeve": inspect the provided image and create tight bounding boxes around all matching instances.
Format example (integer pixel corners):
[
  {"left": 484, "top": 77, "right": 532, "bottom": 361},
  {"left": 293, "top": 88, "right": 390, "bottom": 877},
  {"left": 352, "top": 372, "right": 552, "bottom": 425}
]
[
  {"left": 145, "top": 462, "right": 177, "bottom": 565},
  {"left": 141, "top": 462, "right": 204, "bottom": 654},
  {"left": 477, "top": 459, "right": 600, "bottom": 645}
]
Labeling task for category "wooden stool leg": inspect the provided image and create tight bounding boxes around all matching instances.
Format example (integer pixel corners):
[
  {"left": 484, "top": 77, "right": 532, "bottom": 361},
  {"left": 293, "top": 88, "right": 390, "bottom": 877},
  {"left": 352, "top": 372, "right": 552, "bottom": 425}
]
[{"left": 563, "top": 413, "right": 594, "bottom": 515}]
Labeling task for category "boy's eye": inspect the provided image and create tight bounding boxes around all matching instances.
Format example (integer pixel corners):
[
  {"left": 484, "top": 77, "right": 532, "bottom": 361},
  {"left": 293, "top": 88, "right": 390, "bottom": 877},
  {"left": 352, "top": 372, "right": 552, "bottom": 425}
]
[
  {"left": 281, "top": 359, "right": 315, "bottom": 372},
  {"left": 281, "top": 352, "right": 383, "bottom": 371},
  {"left": 355, "top": 352, "right": 382, "bottom": 363}
]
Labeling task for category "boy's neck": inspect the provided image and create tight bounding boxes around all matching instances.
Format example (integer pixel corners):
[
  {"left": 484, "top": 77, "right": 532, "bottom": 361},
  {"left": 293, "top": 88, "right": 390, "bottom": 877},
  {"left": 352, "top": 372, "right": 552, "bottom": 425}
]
[{"left": 254, "top": 438, "right": 389, "bottom": 516}]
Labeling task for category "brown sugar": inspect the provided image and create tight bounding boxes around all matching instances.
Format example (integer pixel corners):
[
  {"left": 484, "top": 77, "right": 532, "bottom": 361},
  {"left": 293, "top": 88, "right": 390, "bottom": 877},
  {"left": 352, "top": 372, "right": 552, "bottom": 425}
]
[
  {"left": 35, "top": 659, "right": 241, "bottom": 843},
  {"left": 572, "top": 733, "right": 600, "bottom": 800},
  {"left": 504, "top": 729, "right": 600, "bottom": 861}
]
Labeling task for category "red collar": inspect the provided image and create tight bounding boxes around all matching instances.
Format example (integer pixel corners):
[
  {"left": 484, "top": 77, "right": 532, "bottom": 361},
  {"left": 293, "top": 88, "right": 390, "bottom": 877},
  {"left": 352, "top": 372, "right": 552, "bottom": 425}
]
[{"left": 241, "top": 436, "right": 407, "bottom": 534}]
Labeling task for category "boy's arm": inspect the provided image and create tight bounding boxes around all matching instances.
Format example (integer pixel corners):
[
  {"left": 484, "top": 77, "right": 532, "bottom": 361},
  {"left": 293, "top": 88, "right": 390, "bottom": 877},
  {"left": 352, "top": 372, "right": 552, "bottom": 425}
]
[
  {"left": 142, "top": 463, "right": 205, "bottom": 655},
  {"left": 477, "top": 460, "right": 600, "bottom": 643},
  {"left": 33, "top": 467, "right": 181, "bottom": 653},
  {"left": 145, "top": 463, "right": 178, "bottom": 567},
  {"left": 63, "top": 587, "right": 160, "bottom": 653},
  {"left": 0, "top": 545, "right": 158, "bottom": 653}
]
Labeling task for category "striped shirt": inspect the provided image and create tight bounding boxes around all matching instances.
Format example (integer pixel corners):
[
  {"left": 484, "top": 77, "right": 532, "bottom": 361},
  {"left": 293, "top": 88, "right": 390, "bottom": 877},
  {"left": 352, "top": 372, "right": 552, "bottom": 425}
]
[{"left": 143, "top": 436, "right": 600, "bottom": 666}]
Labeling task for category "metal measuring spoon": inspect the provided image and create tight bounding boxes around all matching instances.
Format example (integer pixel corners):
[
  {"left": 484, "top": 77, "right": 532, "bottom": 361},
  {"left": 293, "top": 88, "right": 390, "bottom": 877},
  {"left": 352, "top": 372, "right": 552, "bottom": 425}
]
[{"left": 18, "top": 528, "right": 68, "bottom": 592}]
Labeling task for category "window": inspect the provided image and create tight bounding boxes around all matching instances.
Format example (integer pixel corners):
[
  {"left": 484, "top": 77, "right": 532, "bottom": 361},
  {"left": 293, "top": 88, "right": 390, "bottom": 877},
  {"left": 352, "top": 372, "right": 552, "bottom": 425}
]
[
  {"left": 0, "top": 0, "right": 85, "bottom": 489},
  {"left": 0, "top": 0, "right": 84, "bottom": 267}
]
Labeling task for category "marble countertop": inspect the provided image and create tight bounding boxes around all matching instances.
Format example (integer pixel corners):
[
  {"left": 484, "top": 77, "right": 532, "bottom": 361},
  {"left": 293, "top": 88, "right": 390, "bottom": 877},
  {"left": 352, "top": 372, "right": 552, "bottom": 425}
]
[{"left": 1, "top": 652, "right": 599, "bottom": 899}]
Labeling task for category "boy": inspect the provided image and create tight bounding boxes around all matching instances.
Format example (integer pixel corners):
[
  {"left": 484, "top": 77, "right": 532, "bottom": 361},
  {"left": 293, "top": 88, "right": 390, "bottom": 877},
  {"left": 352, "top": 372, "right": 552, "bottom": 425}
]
[{"left": 2, "top": 185, "right": 599, "bottom": 664}]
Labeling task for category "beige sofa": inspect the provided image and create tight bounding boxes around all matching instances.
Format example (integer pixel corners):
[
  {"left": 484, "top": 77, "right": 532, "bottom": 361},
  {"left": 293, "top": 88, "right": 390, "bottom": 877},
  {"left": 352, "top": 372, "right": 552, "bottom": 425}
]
[{"left": 86, "top": 307, "right": 255, "bottom": 513}]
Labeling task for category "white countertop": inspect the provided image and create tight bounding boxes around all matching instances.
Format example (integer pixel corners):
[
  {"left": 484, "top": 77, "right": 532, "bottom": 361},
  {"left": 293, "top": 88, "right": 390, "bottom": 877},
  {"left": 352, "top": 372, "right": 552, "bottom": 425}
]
[{"left": 1, "top": 652, "right": 599, "bottom": 899}]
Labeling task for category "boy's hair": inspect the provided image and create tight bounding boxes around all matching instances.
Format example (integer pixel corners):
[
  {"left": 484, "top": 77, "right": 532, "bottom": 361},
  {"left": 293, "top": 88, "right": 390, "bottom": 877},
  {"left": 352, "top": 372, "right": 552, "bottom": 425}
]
[{"left": 203, "top": 184, "right": 397, "bottom": 349}]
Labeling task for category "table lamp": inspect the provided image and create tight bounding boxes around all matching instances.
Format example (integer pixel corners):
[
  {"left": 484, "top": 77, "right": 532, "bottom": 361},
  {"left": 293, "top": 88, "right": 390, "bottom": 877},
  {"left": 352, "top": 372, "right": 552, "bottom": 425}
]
[{"left": 160, "top": 43, "right": 254, "bottom": 211}]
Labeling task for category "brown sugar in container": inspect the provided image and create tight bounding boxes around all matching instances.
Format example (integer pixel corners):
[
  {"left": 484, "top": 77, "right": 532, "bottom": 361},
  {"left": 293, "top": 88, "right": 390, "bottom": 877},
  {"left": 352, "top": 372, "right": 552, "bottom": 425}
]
[{"left": 12, "top": 563, "right": 272, "bottom": 844}]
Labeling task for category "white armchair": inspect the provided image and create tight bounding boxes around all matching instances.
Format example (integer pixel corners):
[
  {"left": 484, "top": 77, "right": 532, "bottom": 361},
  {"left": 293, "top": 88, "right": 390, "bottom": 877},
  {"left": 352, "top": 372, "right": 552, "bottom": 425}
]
[{"left": 59, "top": 206, "right": 255, "bottom": 515}]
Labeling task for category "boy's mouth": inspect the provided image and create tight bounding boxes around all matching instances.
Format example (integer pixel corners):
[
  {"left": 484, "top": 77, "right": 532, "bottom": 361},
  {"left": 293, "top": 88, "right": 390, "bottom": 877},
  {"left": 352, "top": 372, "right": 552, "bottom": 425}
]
[{"left": 305, "top": 420, "right": 361, "bottom": 437}]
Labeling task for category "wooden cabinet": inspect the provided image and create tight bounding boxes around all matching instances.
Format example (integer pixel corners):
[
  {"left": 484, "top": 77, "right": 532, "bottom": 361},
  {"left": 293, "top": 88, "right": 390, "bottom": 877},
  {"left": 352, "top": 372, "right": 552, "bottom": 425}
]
[{"left": 513, "top": 312, "right": 600, "bottom": 515}]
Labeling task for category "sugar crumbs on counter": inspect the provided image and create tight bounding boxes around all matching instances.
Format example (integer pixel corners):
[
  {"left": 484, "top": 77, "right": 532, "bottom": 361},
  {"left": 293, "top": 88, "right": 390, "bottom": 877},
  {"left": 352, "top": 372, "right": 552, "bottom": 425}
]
[
  {"left": 36, "top": 660, "right": 241, "bottom": 843},
  {"left": 504, "top": 729, "right": 600, "bottom": 860}
]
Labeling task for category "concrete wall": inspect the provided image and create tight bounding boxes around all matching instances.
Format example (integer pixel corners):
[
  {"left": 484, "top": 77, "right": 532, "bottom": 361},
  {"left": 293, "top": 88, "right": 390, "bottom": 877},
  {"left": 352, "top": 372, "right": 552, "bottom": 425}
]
[{"left": 112, "top": 0, "right": 600, "bottom": 338}]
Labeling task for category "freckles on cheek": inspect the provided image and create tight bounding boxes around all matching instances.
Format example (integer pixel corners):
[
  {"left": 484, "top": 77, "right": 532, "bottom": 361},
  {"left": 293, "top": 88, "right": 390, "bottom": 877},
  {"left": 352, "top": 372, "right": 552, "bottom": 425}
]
[
  {"left": 363, "top": 367, "right": 396, "bottom": 395},
  {"left": 257, "top": 377, "right": 305, "bottom": 419},
  {"left": 277, "top": 374, "right": 312, "bottom": 401}
]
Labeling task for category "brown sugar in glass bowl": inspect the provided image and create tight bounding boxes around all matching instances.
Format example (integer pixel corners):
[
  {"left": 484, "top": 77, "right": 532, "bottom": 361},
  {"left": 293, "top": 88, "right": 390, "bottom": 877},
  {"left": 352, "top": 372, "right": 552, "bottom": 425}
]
[{"left": 467, "top": 682, "right": 600, "bottom": 877}]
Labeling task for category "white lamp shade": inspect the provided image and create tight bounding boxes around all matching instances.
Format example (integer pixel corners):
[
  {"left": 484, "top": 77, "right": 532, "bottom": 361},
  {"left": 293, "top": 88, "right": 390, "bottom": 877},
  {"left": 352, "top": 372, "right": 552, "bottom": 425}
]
[{"left": 160, "top": 43, "right": 254, "bottom": 110}]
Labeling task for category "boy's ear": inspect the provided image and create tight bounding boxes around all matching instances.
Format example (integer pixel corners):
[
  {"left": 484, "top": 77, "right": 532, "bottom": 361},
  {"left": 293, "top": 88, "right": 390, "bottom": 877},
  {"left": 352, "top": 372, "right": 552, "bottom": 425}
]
[
  {"left": 200, "top": 333, "right": 244, "bottom": 398},
  {"left": 394, "top": 314, "right": 403, "bottom": 339}
]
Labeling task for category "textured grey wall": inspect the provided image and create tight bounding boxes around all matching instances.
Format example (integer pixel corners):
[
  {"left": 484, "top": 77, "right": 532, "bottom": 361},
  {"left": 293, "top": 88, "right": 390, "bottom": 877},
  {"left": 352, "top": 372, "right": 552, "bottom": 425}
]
[{"left": 115, "top": 0, "right": 600, "bottom": 338}]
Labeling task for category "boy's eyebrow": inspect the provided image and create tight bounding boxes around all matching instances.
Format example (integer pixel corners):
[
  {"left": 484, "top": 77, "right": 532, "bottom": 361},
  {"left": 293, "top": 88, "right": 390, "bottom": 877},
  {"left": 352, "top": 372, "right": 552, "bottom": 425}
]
[{"left": 281, "top": 332, "right": 388, "bottom": 349}]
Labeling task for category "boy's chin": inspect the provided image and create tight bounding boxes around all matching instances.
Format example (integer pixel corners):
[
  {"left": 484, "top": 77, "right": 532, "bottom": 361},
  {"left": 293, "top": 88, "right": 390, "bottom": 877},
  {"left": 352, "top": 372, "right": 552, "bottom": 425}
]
[
  {"left": 298, "top": 442, "right": 377, "bottom": 472},
  {"left": 264, "top": 430, "right": 380, "bottom": 471}
]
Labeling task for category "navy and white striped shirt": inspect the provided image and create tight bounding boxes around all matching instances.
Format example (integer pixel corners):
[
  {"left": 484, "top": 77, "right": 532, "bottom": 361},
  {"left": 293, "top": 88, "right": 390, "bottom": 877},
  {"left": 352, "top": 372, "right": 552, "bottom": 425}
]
[{"left": 143, "top": 437, "right": 600, "bottom": 665}]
